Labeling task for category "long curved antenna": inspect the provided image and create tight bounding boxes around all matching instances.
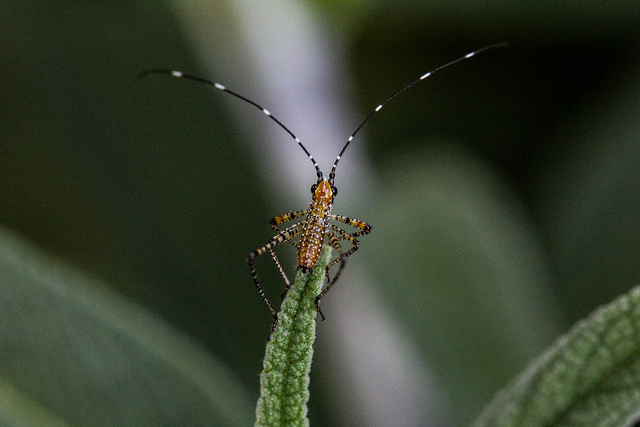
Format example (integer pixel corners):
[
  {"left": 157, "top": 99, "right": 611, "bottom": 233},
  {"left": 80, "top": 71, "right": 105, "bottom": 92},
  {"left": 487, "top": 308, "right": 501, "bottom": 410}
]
[
  {"left": 328, "top": 43, "right": 508, "bottom": 183},
  {"left": 138, "top": 69, "right": 324, "bottom": 179}
]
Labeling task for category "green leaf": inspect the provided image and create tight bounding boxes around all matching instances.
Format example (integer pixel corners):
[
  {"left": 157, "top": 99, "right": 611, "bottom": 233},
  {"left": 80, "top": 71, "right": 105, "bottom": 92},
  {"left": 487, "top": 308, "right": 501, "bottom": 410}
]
[
  {"left": 0, "top": 227, "right": 254, "bottom": 426},
  {"left": 474, "top": 284, "right": 640, "bottom": 426},
  {"left": 255, "top": 247, "right": 330, "bottom": 427},
  {"left": 368, "top": 145, "right": 562, "bottom": 424}
]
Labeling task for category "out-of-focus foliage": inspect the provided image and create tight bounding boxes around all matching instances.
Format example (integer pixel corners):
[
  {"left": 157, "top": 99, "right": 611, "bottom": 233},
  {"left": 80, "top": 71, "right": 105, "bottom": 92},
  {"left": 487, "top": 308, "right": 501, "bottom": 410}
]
[{"left": 0, "top": 227, "right": 253, "bottom": 426}]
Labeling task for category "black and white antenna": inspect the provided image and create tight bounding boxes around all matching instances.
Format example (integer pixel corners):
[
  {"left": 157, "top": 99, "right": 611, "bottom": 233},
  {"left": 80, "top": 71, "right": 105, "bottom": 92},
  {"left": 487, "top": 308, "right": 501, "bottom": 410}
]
[{"left": 139, "top": 43, "right": 508, "bottom": 184}]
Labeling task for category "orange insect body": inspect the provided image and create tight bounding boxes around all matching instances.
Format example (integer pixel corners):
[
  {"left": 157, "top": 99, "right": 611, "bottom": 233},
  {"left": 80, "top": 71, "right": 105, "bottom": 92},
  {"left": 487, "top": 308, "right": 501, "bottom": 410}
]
[{"left": 298, "top": 179, "right": 334, "bottom": 272}]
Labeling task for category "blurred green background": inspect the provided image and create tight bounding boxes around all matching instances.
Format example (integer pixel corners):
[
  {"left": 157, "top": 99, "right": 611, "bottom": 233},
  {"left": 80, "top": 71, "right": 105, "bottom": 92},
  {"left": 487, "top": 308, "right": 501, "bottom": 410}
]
[{"left": 1, "top": 1, "right": 640, "bottom": 425}]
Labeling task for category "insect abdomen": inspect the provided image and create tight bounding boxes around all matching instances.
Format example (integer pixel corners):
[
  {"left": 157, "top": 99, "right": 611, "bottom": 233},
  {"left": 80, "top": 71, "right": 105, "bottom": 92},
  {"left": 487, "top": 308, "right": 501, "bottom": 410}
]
[
  {"left": 298, "top": 180, "right": 333, "bottom": 271},
  {"left": 298, "top": 211, "right": 327, "bottom": 271}
]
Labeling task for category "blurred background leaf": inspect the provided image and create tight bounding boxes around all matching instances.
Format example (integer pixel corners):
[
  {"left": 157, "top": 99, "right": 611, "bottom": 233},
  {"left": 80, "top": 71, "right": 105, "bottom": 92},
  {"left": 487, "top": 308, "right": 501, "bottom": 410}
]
[
  {"left": 0, "top": 227, "right": 253, "bottom": 425},
  {"left": 1, "top": 0, "right": 639, "bottom": 425}
]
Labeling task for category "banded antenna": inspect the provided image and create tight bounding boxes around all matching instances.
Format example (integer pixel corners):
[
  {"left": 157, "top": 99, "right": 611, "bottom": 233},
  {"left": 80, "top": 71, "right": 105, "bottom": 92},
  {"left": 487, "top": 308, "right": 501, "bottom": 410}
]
[{"left": 139, "top": 42, "right": 508, "bottom": 185}]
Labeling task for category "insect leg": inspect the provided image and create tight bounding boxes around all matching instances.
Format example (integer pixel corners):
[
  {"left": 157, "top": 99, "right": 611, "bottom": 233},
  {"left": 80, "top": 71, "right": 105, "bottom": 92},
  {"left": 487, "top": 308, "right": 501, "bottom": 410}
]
[
  {"left": 313, "top": 218, "right": 372, "bottom": 320},
  {"left": 248, "top": 222, "right": 304, "bottom": 339},
  {"left": 329, "top": 214, "right": 372, "bottom": 238},
  {"left": 321, "top": 217, "right": 371, "bottom": 283},
  {"left": 315, "top": 225, "right": 366, "bottom": 319},
  {"left": 269, "top": 210, "right": 307, "bottom": 247},
  {"left": 313, "top": 231, "right": 349, "bottom": 320},
  {"left": 268, "top": 212, "right": 307, "bottom": 295},
  {"left": 323, "top": 230, "right": 347, "bottom": 279},
  {"left": 270, "top": 210, "right": 308, "bottom": 228},
  {"left": 269, "top": 247, "right": 290, "bottom": 295},
  {"left": 327, "top": 224, "right": 362, "bottom": 264}
]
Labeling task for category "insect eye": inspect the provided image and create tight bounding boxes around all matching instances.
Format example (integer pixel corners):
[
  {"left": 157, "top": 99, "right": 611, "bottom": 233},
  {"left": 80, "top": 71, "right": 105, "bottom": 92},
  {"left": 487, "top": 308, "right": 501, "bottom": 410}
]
[
  {"left": 332, "top": 186, "right": 338, "bottom": 196},
  {"left": 310, "top": 184, "right": 317, "bottom": 194}
]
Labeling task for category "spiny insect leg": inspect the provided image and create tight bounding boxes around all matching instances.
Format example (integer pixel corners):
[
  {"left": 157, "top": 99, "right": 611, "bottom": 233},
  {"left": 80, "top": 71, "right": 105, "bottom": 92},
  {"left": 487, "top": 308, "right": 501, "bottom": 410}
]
[
  {"left": 329, "top": 214, "right": 372, "bottom": 238},
  {"left": 270, "top": 210, "right": 307, "bottom": 247},
  {"left": 314, "top": 232, "right": 349, "bottom": 321},
  {"left": 268, "top": 247, "right": 291, "bottom": 295},
  {"left": 248, "top": 222, "right": 304, "bottom": 339},
  {"left": 315, "top": 225, "right": 363, "bottom": 309},
  {"left": 324, "top": 231, "right": 346, "bottom": 281},
  {"left": 318, "top": 250, "right": 348, "bottom": 307},
  {"left": 318, "top": 219, "right": 370, "bottom": 289},
  {"left": 270, "top": 210, "right": 308, "bottom": 227},
  {"left": 328, "top": 224, "right": 361, "bottom": 263}
]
